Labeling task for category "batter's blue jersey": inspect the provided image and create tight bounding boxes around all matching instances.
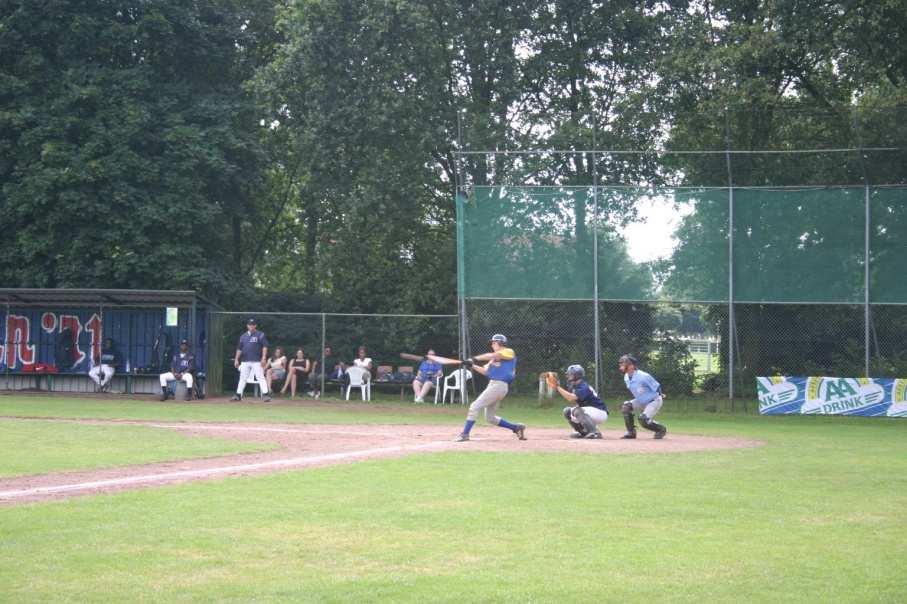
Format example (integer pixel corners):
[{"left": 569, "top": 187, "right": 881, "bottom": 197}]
[
  {"left": 571, "top": 380, "right": 607, "bottom": 412},
  {"left": 486, "top": 347, "right": 516, "bottom": 383},
  {"left": 624, "top": 369, "right": 661, "bottom": 404}
]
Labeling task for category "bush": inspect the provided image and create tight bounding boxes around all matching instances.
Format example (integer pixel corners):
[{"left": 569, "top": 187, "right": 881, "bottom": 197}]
[{"left": 649, "top": 336, "right": 697, "bottom": 396}]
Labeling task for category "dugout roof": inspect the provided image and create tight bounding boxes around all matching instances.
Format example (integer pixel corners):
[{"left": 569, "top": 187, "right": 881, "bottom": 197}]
[{"left": 0, "top": 288, "right": 219, "bottom": 309}]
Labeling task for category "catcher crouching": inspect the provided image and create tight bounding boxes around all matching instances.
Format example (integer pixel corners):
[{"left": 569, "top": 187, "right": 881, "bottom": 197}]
[{"left": 547, "top": 365, "right": 608, "bottom": 439}]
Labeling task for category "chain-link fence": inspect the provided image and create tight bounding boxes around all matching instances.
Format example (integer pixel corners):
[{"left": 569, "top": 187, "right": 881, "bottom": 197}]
[
  {"left": 462, "top": 299, "right": 906, "bottom": 405},
  {"left": 214, "top": 312, "right": 458, "bottom": 396}
]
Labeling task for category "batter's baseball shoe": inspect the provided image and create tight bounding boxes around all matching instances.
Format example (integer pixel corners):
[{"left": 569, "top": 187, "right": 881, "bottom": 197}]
[
  {"left": 621, "top": 430, "right": 637, "bottom": 439},
  {"left": 230, "top": 394, "right": 241, "bottom": 401},
  {"left": 455, "top": 433, "right": 470, "bottom": 442},
  {"left": 569, "top": 432, "right": 585, "bottom": 439},
  {"left": 183, "top": 390, "right": 192, "bottom": 402},
  {"left": 159, "top": 389, "right": 168, "bottom": 402},
  {"left": 585, "top": 431, "right": 603, "bottom": 439},
  {"left": 262, "top": 395, "right": 272, "bottom": 403},
  {"left": 654, "top": 427, "right": 667, "bottom": 439},
  {"left": 513, "top": 424, "right": 527, "bottom": 440}
]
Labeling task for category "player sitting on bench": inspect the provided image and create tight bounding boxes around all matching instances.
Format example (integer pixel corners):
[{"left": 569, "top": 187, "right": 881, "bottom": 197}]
[{"left": 158, "top": 339, "right": 196, "bottom": 401}]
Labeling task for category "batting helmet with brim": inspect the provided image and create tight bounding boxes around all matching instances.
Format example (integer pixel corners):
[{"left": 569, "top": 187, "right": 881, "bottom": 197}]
[
  {"left": 247, "top": 318, "right": 257, "bottom": 325},
  {"left": 566, "top": 364, "right": 585, "bottom": 380},
  {"left": 490, "top": 334, "right": 508, "bottom": 344},
  {"left": 619, "top": 354, "right": 638, "bottom": 366}
]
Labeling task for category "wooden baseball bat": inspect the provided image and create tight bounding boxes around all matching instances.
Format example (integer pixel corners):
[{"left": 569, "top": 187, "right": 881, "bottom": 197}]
[
  {"left": 399, "top": 352, "right": 425, "bottom": 362},
  {"left": 426, "top": 354, "right": 462, "bottom": 365}
]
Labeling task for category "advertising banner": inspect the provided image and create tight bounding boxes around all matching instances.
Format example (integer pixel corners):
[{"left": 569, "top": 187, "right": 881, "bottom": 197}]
[{"left": 757, "top": 377, "right": 907, "bottom": 417}]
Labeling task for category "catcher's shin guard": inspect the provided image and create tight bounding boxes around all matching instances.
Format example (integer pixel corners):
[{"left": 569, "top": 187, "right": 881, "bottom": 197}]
[
  {"left": 639, "top": 413, "right": 665, "bottom": 434},
  {"left": 563, "top": 407, "right": 586, "bottom": 435},
  {"left": 621, "top": 402, "right": 636, "bottom": 437},
  {"left": 572, "top": 406, "right": 598, "bottom": 436}
]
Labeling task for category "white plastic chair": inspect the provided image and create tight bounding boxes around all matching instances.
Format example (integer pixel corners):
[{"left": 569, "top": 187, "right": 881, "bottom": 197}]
[
  {"left": 440, "top": 369, "right": 472, "bottom": 405},
  {"left": 431, "top": 374, "right": 444, "bottom": 404},
  {"left": 345, "top": 366, "right": 371, "bottom": 401}
]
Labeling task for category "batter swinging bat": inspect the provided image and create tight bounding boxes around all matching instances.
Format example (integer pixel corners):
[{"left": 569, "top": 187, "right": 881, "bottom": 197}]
[{"left": 399, "top": 352, "right": 425, "bottom": 362}]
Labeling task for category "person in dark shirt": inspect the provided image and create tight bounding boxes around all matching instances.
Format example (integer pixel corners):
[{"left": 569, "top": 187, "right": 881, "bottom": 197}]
[
  {"left": 550, "top": 364, "right": 609, "bottom": 439},
  {"left": 231, "top": 318, "right": 270, "bottom": 402},
  {"left": 89, "top": 337, "right": 120, "bottom": 393},
  {"left": 158, "top": 339, "right": 196, "bottom": 401}
]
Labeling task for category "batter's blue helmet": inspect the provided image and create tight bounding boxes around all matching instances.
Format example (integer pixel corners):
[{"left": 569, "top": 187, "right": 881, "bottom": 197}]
[
  {"left": 566, "top": 364, "right": 585, "bottom": 380},
  {"left": 490, "top": 334, "right": 508, "bottom": 344}
]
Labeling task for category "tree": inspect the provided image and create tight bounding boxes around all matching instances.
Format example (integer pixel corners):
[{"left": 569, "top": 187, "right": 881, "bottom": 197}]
[{"left": 0, "top": 1, "right": 271, "bottom": 301}]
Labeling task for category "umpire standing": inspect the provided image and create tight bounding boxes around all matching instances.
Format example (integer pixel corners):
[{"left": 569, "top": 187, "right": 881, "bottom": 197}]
[{"left": 231, "top": 318, "right": 271, "bottom": 402}]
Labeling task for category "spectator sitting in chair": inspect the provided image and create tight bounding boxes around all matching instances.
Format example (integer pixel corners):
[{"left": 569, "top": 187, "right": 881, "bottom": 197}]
[
  {"left": 352, "top": 345, "right": 372, "bottom": 374},
  {"left": 312, "top": 345, "right": 344, "bottom": 397},
  {"left": 89, "top": 337, "right": 121, "bottom": 392},
  {"left": 413, "top": 349, "right": 443, "bottom": 403},
  {"left": 266, "top": 346, "right": 287, "bottom": 395},
  {"left": 281, "top": 347, "right": 311, "bottom": 398},
  {"left": 158, "top": 339, "right": 195, "bottom": 401}
]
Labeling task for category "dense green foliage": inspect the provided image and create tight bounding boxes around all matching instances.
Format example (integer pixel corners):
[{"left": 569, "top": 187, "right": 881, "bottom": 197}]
[{"left": 3, "top": 1, "right": 904, "bottom": 313}]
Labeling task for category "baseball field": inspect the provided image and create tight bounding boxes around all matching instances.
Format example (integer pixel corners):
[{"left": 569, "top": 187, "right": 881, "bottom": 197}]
[{"left": 1, "top": 394, "right": 905, "bottom": 603}]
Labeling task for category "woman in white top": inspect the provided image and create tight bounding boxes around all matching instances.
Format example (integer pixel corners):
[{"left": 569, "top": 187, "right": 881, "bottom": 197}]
[
  {"left": 266, "top": 346, "right": 287, "bottom": 394},
  {"left": 352, "top": 345, "right": 372, "bottom": 380}
]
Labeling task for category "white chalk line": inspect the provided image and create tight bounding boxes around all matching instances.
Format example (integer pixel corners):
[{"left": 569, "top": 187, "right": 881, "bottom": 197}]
[{"left": 0, "top": 441, "right": 451, "bottom": 500}]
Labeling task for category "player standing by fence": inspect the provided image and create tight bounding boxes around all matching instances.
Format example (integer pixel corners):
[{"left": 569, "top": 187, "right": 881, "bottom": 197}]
[
  {"left": 231, "top": 318, "right": 270, "bottom": 402},
  {"left": 619, "top": 354, "right": 667, "bottom": 439}
]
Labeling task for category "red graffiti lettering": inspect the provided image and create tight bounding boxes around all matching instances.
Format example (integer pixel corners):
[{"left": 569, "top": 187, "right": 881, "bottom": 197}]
[
  {"left": 41, "top": 312, "right": 57, "bottom": 332},
  {"left": 85, "top": 313, "right": 102, "bottom": 365},
  {"left": 59, "top": 315, "right": 86, "bottom": 366},
  {"left": 5, "top": 315, "right": 35, "bottom": 368}
]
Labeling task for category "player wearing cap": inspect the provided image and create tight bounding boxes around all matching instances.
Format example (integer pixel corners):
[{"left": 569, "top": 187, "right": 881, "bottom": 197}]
[
  {"left": 456, "top": 334, "right": 527, "bottom": 442},
  {"left": 158, "top": 339, "right": 196, "bottom": 401},
  {"left": 231, "top": 318, "right": 271, "bottom": 402},
  {"left": 549, "top": 364, "right": 608, "bottom": 439},
  {"left": 618, "top": 354, "right": 667, "bottom": 439},
  {"left": 89, "top": 337, "right": 121, "bottom": 393}
]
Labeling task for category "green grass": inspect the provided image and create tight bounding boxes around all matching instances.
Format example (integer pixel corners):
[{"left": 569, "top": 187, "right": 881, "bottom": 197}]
[
  {"left": 1, "top": 395, "right": 905, "bottom": 602},
  {"left": 0, "top": 419, "right": 273, "bottom": 478},
  {"left": 0, "top": 393, "right": 754, "bottom": 427}
]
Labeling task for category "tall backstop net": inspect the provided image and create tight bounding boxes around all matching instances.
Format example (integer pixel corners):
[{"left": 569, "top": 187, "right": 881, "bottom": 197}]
[{"left": 455, "top": 112, "right": 907, "bottom": 404}]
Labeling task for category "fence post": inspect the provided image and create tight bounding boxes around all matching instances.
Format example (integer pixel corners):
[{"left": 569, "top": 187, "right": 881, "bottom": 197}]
[
  {"left": 320, "top": 312, "right": 326, "bottom": 396},
  {"left": 852, "top": 108, "right": 871, "bottom": 378},
  {"left": 725, "top": 111, "right": 735, "bottom": 405},
  {"left": 592, "top": 142, "right": 601, "bottom": 392}
]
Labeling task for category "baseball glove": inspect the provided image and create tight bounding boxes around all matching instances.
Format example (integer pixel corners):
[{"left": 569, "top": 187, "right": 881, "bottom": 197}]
[{"left": 544, "top": 371, "right": 559, "bottom": 390}]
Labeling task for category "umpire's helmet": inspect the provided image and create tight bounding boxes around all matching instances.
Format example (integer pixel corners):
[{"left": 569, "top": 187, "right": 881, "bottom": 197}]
[
  {"left": 619, "top": 354, "right": 638, "bottom": 366},
  {"left": 566, "top": 364, "right": 585, "bottom": 381},
  {"left": 490, "top": 334, "right": 508, "bottom": 345}
]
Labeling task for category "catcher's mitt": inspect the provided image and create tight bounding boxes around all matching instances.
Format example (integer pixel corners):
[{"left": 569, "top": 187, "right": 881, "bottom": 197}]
[{"left": 544, "top": 371, "right": 559, "bottom": 390}]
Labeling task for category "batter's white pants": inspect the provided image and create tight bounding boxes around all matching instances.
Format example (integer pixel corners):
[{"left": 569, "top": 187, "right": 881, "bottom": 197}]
[
  {"left": 237, "top": 361, "right": 269, "bottom": 395},
  {"left": 466, "top": 380, "right": 509, "bottom": 424},
  {"left": 159, "top": 372, "right": 194, "bottom": 389},
  {"left": 630, "top": 395, "right": 663, "bottom": 419},
  {"left": 89, "top": 364, "right": 115, "bottom": 386}
]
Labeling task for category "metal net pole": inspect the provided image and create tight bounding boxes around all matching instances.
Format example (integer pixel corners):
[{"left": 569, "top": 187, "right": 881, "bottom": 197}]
[
  {"left": 725, "top": 112, "right": 735, "bottom": 402},
  {"left": 592, "top": 146, "right": 601, "bottom": 391},
  {"left": 853, "top": 108, "right": 871, "bottom": 377}
]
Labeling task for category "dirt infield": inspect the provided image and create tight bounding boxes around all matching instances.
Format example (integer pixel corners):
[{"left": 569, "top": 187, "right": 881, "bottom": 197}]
[{"left": 0, "top": 419, "right": 761, "bottom": 505}]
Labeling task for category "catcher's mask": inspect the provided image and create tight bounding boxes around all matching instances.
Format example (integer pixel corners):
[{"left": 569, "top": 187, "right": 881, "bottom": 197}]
[{"left": 566, "top": 364, "right": 585, "bottom": 382}]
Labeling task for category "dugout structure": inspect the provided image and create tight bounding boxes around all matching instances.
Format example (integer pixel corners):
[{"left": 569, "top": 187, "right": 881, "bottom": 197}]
[
  {"left": 453, "top": 108, "right": 907, "bottom": 404},
  {"left": 0, "top": 289, "right": 222, "bottom": 394}
]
